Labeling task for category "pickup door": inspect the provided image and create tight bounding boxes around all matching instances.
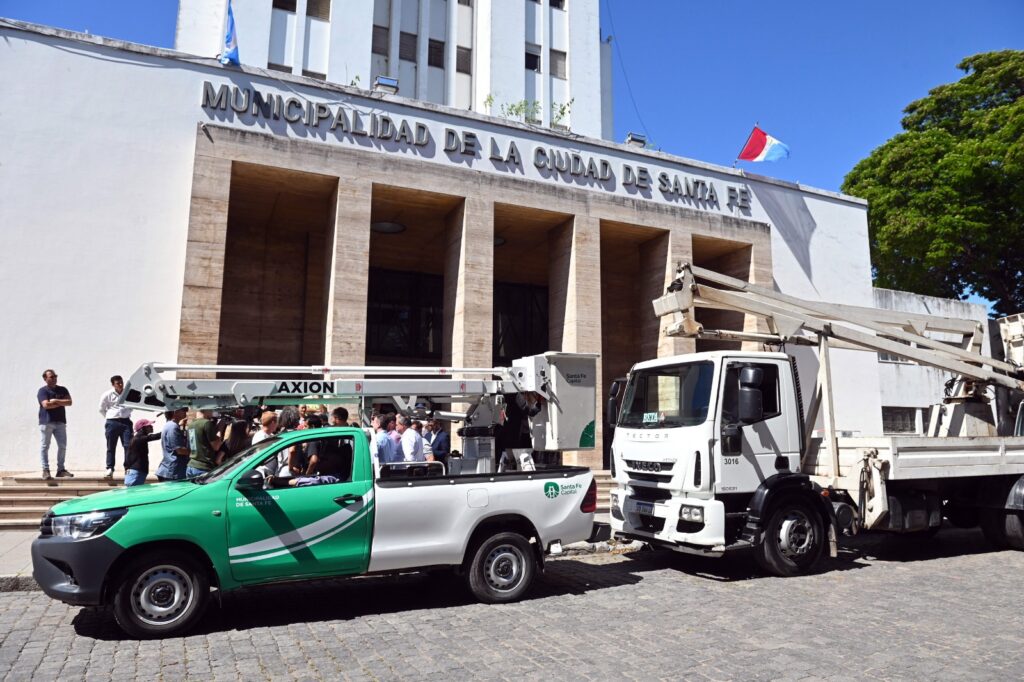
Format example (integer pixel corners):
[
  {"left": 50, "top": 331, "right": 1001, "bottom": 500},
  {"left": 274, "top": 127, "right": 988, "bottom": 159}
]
[{"left": 226, "top": 431, "right": 374, "bottom": 583}]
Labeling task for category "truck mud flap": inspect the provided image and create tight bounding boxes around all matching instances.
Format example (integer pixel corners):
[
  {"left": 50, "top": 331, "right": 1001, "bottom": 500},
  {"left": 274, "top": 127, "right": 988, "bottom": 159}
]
[{"left": 588, "top": 522, "right": 612, "bottom": 543}]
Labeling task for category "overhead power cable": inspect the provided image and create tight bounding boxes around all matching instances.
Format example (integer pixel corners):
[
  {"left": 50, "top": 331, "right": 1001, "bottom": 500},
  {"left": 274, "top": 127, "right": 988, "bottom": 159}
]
[{"left": 603, "top": 0, "right": 652, "bottom": 142}]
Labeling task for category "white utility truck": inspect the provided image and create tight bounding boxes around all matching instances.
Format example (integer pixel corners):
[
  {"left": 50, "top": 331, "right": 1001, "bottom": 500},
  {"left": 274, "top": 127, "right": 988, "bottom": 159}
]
[{"left": 607, "top": 263, "right": 1024, "bottom": 576}]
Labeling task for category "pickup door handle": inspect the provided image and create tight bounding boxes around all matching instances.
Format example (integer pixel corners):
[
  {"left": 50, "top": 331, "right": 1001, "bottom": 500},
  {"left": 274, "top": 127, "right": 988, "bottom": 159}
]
[{"left": 334, "top": 494, "right": 361, "bottom": 506}]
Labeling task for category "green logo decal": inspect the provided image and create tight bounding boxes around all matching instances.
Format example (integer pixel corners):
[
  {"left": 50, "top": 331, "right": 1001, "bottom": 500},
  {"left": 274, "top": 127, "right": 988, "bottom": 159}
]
[
  {"left": 579, "top": 420, "right": 595, "bottom": 448},
  {"left": 544, "top": 482, "right": 560, "bottom": 499}
]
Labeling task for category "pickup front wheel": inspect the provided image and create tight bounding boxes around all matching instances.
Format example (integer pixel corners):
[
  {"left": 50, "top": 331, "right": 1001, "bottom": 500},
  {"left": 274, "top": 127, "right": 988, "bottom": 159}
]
[
  {"left": 466, "top": 532, "right": 536, "bottom": 604},
  {"left": 112, "top": 550, "right": 209, "bottom": 638}
]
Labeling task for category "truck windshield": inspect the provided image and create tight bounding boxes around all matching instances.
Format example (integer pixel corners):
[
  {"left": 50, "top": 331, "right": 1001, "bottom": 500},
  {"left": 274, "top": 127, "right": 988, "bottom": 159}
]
[
  {"left": 618, "top": 361, "right": 714, "bottom": 428},
  {"left": 194, "top": 439, "right": 277, "bottom": 485}
]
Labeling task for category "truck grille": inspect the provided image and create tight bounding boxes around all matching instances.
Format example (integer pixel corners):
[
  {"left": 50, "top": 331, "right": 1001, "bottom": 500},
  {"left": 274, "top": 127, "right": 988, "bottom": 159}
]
[
  {"left": 624, "top": 459, "right": 673, "bottom": 484},
  {"left": 628, "top": 486, "right": 672, "bottom": 503},
  {"left": 637, "top": 515, "right": 665, "bottom": 533},
  {"left": 624, "top": 459, "right": 671, "bottom": 473}
]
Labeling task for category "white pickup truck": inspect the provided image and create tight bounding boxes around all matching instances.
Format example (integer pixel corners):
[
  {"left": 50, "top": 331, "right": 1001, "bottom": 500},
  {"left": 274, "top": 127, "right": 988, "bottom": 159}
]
[{"left": 33, "top": 426, "right": 598, "bottom": 638}]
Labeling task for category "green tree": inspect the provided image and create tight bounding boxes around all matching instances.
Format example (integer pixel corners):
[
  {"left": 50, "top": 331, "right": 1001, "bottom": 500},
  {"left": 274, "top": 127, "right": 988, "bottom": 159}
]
[{"left": 842, "top": 50, "right": 1024, "bottom": 317}]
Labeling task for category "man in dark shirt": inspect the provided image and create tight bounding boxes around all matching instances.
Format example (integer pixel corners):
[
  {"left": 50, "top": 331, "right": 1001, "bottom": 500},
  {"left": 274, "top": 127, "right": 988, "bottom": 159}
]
[
  {"left": 37, "top": 369, "right": 74, "bottom": 480},
  {"left": 304, "top": 437, "right": 352, "bottom": 480}
]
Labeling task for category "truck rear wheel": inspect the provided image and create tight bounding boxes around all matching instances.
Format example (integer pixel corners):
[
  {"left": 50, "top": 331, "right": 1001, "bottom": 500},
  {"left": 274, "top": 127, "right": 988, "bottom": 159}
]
[
  {"left": 755, "top": 498, "right": 825, "bottom": 577},
  {"left": 112, "top": 550, "right": 209, "bottom": 639},
  {"left": 466, "top": 532, "right": 536, "bottom": 604},
  {"left": 980, "top": 509, "right": 1009, "bottom": 550},
  {"left": 1002, "top": 511, "right": 1024, "bottom": 551}
]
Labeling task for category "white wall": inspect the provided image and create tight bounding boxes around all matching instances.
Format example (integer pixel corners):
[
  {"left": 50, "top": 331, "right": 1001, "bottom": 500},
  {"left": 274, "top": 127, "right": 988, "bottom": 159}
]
[
  {"left": 566, "top": 0, "right": 601, "bottom": 138},
  {"left": 480, "top": 0, "right": 524, "bottom": 112},
  {"left": 175, "top": 0, "right": 224, "bottom": 57}
]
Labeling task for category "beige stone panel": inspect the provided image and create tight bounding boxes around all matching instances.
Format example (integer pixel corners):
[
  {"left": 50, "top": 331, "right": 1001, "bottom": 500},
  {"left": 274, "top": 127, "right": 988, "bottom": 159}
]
[
  {"left": 443, "top": 197, "right": 493, "bottom": 368},
  {"left": 549, "top": 215, "right": 603, "bottom": 469},
  {"left": 178, "top": 154, "right": 232, "bottom": 365},
  {"left": 324, "top": 178, "right": 372, "bottom": 367}
]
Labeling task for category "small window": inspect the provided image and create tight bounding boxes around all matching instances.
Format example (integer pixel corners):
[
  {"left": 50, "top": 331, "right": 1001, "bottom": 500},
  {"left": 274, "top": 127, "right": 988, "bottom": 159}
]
[
  {"left": 456, "top": 46, "right": 472, "bottom": 74},
  {"left": 550, "top": 0, "right": 565, "bottom": 9},
  {"left": 267, "top": 62, "right": 292, "bottom": 73},
  {"left": 273, "top": 0, "right": 297, "bottom": 11},
  {"left": 399, "top": 32, "right": 417, "bottom": 62},
  {"left": 428, "top": 39, "right": 445, "bottom": 68},
  {"left": 882, "top": 406, "right": 918, "bottom": 434},
  {"left": 550, "top": 49, "right": 567, "bottom": 79},
  {"left": 458, "top": 0, "right": 473, "bottom": 6},
  {"left": 306, "top": 0, "right": 330, "bottom": 20},
  {"left": 525, "top": 45, "right": 541, "bottom": 72},
  {"left": 302, "top": 69, "right": 326, "bottom": 80},
  {"left": 372, "top": 25, "right": 389, "bottom": 56}
]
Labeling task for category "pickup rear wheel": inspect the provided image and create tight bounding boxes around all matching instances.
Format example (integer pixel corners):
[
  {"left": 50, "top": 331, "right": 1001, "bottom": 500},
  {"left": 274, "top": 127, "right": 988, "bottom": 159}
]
[
  {"left": 112, "top": 550, "right": 209, "bottom": 639},
  {"left": 466, "top": 532, "right": 535, "bottom": 604},
  {"left": 755, "top": 498, "right": 825, "bottom": 577}
]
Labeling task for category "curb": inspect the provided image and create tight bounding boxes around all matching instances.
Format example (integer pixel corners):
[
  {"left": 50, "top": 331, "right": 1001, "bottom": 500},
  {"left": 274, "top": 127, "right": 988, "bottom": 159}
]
[{"left": 0, "top": 575, "right": 38, "bottom": 592}]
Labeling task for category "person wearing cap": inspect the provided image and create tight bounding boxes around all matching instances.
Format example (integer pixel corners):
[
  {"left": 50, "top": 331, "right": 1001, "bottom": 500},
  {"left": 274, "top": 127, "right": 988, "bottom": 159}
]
[{"left": 124, "top": 418, "right": 160, "bottom": 487}]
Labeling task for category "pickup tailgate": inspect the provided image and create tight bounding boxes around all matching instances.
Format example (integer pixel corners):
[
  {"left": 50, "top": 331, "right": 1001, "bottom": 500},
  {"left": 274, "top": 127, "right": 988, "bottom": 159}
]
[{"left": 368, "top": 468, "right": 594, "bottom": 572}]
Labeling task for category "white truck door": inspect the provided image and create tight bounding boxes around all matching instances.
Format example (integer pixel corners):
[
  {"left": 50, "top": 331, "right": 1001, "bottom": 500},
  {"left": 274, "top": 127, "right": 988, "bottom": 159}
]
[{"left": 716, "top": 359, "right": 797, "bottom": 492}]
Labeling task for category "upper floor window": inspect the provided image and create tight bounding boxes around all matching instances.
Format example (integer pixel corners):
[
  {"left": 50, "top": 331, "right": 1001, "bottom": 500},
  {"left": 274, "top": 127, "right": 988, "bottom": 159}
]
[
  {"left": 525, "top": 44, "right": 541, "bottom": 72},
  {"left": 456, "top": 47, "right": 472, "bottom": 74},
  {"left": 550, "top": 0, "right": 566, "bottom": 9},
  {"left": 550, "top": 49, "right": 567, "bottom": 79},
  {"left": 458, "top": 0, "right": 473, "bottom": 6},
  {"left": 273, "top": 0, "right": 297, "bottom": 11},
  {"left": 428, "top": 39, "right": 445, "bottom": 68},
  {"left": 307, "top": 0, "right": 331, "bottom": 20},
  {"left": 399, "top": 32, "right": 417, "bottom": 61},
  {"left": 372, "top": 25, "right": 389, "bottom": 56}
]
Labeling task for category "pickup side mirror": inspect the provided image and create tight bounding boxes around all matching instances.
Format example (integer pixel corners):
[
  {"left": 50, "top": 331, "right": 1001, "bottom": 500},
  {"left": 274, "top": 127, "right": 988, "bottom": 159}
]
[
  {"left": 738, "top": 366, "right": 764, "bottom": 424},
  {"left": 235, "top": 469, "right": 264, "bottom": 491},
  {"left": 606, "top": 378, "right": 625, "bottom": 427}
]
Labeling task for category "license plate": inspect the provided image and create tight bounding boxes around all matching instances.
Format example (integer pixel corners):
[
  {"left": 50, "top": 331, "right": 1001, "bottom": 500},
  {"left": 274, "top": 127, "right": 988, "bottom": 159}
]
[{"left": 634, "top": 501, "right": 654, "bottom": 515}]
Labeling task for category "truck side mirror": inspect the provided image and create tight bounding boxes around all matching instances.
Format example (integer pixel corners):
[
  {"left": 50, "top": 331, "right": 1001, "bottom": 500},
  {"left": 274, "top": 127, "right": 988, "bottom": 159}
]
[
  {"left": 235, "top": 469, "right": 264, "bottom": 491},
  {"left": 738, "top": 366, "right": 764, "bottom": 424},
  {"left": 606, "top": 379, "right": 625, "bottom": 426}
]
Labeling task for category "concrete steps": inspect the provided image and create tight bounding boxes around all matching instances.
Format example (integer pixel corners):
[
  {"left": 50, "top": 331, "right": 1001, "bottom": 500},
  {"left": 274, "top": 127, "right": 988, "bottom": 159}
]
[{"left": 0, "top": 472, "right": 149, "bottom": 530}]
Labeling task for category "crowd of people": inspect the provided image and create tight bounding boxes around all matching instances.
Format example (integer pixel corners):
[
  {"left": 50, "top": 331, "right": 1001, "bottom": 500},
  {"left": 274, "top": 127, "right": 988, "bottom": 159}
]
[{"left": 35, "top": 367, "right": 451, "bottom": 487}]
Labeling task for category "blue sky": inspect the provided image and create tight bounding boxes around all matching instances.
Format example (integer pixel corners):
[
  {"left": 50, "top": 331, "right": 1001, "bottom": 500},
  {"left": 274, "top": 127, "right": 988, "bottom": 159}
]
[{"left": 3, "top": 0, "right": 1020, "bottom": 193}]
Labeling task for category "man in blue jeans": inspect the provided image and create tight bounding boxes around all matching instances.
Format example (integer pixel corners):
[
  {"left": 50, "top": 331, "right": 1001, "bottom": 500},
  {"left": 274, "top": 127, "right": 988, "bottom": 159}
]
[
  {"left": 37, "top": 369, "right": 74, "bottom": 480},
  {"left": 97, "top": 374, "right": 132, "bottom": 479}
]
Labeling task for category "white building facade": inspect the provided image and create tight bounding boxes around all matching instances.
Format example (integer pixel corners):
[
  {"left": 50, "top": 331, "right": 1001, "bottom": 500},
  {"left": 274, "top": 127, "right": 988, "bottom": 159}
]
[
  {"left": 4, "top": 20, "right": 989, "bottom": 475},
  {"left": 176, "top": 0, "right": 613, "bottom": 139}
]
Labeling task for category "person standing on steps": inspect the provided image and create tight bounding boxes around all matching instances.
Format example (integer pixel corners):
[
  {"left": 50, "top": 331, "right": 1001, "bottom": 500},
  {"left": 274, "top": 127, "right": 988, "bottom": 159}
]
[
  {"left": 98, "top": 374, "right": 132, "bottom": 479},
  {"left": 37, "top": 369, "right": 74, "bottom": 480}
]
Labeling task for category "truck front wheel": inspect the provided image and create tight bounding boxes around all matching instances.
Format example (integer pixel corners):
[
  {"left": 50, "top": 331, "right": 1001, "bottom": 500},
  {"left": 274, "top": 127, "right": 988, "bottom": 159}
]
[
  {"left": 466, "top": 532, "right": 536, "bottom": 604},
  {"left": 755, "top": 498, "right": 825, "bottom": 577},
  {"left": 112, "top": 550, "right": 209, "bottom": 638}
]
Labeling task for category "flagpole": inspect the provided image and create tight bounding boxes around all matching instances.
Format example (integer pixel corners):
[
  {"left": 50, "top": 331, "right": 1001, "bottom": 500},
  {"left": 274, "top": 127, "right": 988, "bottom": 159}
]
[{"left": 733, "top": 120, "right": 758, "bottom": 168}]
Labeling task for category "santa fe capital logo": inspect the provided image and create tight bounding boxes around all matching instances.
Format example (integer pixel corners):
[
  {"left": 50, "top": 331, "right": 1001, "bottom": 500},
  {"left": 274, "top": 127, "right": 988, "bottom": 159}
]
[{"left": 544, "top": 482, "right": 560, "bottom": 499}]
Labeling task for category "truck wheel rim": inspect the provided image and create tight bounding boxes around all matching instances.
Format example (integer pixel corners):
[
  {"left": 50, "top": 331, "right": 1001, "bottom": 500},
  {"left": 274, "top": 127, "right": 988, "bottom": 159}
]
[
  {"left": 130, "top": 564, "right": 194, "bottom": 626},
  {"left": 484, "top": 544, "right": 526, "bottom": 592},
  {"left": 778, "top": 510, "right": 814, "bottom": 558}
]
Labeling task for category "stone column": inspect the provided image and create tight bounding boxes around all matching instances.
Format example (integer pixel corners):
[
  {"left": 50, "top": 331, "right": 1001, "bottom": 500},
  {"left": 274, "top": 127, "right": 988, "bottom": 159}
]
[
  {"left": 324, "top": 177, "right": 372, "bottom": 367},
  {"left": 639, "top": 226, "right": 694, "bottom": 360},
  {"left": 443, "top": 197, "right": 493, "bottom": 453},
  {"left": 178, "top": 153, "right": 232, "bottom": 366},
  {"left": 549, "top": 215, "right": 603, "bottom": 469}
]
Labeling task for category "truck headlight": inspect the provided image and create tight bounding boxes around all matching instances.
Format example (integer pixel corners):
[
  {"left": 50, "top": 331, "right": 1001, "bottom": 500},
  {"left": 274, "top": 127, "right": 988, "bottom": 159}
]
[
  {"left": 52, "top": 508, "right": 128, "bottom": 539},
  {"left": 679, "top": 505, "right": 704, "bottom": 523}
]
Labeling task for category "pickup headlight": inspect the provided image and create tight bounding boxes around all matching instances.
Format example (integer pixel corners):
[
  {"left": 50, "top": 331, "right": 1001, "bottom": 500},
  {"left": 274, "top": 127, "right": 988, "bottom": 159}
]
[
  {"left": 679, "top": 505, "right": 704, "bottom": 523},
  {"left": 52, "top": 508, "right": 128, "bottom": 539}
]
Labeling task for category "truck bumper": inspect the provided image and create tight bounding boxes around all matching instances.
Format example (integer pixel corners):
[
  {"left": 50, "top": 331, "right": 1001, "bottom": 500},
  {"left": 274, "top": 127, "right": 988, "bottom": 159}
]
[
  {"left": 31, "top": 535, "right": 124, "bottom": 606},
  {"left": 608, "top": 490, "right": 728, "bottom": 553}
]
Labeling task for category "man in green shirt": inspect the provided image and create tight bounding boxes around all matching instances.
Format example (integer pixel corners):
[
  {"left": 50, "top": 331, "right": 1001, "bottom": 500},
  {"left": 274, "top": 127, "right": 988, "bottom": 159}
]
[{"left": 185, "top": 410, "right": 223, "bottom": 478}]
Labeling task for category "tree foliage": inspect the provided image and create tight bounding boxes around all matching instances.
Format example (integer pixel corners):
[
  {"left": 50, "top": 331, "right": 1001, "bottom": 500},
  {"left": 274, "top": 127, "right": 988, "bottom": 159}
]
[{"left": 842, "top": 50, "right": 1024, "bottom": 316}]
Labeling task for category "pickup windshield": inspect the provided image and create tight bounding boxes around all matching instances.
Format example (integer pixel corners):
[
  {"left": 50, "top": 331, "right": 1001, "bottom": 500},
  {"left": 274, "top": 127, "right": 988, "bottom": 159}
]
[{"left": 618, "top": 361, "right": 714, "bottom": 428}]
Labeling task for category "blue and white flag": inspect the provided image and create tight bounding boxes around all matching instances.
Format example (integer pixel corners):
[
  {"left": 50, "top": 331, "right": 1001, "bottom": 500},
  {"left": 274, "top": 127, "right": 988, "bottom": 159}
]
[{"left": 219, "top": 0, "right": 240, "bottom": 66}]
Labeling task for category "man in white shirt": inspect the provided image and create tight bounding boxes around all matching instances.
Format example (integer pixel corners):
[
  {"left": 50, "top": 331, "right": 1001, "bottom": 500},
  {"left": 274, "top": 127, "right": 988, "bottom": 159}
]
[
  {"left": 396, "top": 416, "right": 425, "bottom": 462},
  {"left": 250, "top": 410, "right": 278, "bottom": 445},
  {"left": 98, "top": 375, "right": 132, "bottom": 479}
]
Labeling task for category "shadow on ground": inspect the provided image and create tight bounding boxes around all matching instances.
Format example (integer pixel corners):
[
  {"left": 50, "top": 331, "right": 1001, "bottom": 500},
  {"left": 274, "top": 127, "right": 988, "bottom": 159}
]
[{"left": 71, "top": 556, "right": 656, "bottom": 640}]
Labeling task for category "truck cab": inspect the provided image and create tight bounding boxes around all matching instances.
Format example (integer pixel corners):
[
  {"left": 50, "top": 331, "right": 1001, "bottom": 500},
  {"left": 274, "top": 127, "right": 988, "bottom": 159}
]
[{"left": 608, "top": 351, "right": 808, "bottom": 558}]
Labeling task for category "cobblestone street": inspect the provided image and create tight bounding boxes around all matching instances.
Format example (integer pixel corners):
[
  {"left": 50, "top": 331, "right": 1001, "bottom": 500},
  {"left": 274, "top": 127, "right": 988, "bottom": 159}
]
[{"left": 1, "top": 528, "right": 1022, "bottom": 681}]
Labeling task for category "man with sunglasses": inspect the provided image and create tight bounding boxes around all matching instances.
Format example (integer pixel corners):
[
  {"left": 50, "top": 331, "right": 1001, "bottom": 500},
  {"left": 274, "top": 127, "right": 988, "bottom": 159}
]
[{"left": 37, "top": 369, "right": 74, "bottom": 480}]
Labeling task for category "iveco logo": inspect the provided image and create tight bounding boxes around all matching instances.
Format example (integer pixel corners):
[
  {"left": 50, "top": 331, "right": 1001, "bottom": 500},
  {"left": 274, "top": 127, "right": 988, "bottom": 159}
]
[{"left": 628, "top": 460, "right": 662, "bottom": 472}]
